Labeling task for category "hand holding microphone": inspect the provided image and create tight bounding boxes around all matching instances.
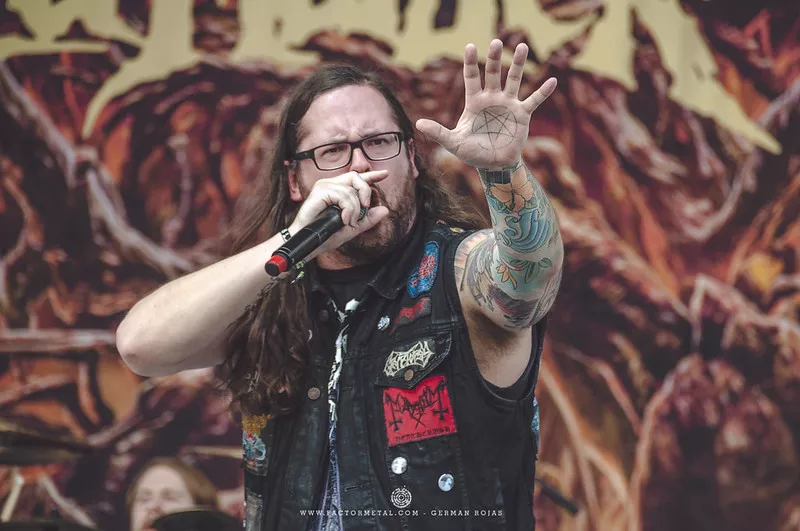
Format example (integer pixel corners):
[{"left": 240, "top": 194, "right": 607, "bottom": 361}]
[{"left": 265, "top": 170, "right": 390, "bottom": 276}]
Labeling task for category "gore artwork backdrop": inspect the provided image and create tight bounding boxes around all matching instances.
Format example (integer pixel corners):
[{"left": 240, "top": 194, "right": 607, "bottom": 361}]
[{"left": 0, "top": 1, "right": 798, "bottom": 530}]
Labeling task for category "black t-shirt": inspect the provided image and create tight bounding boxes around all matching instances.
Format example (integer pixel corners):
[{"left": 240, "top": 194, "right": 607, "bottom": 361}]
[
  {"left": 316, "top": 261, "right": 383, "bottom": 311},
  {"left": 484, "top": 332, "right": 537, "bottom": 401},
  {"left": 316, "top": 261, "right": 535, "bottom": 401}
]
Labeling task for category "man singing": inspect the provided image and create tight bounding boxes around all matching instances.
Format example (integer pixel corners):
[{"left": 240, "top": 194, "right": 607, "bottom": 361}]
[{"left": 117, "top": 39, "right": 563, "bottom": 530}]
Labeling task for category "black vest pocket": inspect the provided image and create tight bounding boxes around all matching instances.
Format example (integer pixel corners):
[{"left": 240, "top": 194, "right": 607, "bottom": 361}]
[
  {"left": 382, "top": 437, "right": 469, "bottom": 530},
  {"left": 375, "top": 331, "right": 457, "bottom": 448},
  {"left": 374, "top": 331, "right": 476, "bottom": 530}
]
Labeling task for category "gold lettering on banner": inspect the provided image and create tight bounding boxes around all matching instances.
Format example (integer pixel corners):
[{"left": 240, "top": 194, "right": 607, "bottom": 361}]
[
  {"left": 232, "top": 0, "right": 318, "bottom": 65},
  {"left": 82, "top": 0, "right": 200, "bottom": 137},
  {"left": 505, "top": 0, "right": 598, "bottom": 61},
  {"left": 232, "top": 0, "right": 495, "bottom": 67},
  {"left": 0, "top": 0, "right": 781, "bottom": 154},
  {"left": 566, "top": 0, "right": 781, "bottom": 154},
  {"left": 1, "top": 0, "right": 142, "bottom": 58}
]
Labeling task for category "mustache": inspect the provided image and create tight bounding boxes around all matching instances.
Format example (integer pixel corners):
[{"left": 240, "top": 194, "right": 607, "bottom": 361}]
[{"left": 369, "top": 185, "right": 388, "bottom": 208}]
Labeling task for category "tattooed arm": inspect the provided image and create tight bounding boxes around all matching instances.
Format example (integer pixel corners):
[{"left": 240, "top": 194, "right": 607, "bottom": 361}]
[
  {"left": 416, "top": 39, "right": 562, "bottom": 332},
  {"left": 456, "top": 163, "right": 563, "bottom": 329},
  {"left": 415, "top": 39, "right": 561, "bottom": 383}
]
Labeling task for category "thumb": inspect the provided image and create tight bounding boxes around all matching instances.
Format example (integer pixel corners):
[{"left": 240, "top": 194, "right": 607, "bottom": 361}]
[{"left": 415, "top": 119, "right": 455, "bottom": 151}]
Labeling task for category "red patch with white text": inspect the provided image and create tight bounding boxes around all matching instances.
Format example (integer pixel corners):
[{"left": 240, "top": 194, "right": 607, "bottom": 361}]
[
  {"left": 391, "top": 297, "right": 432, "bottom": 332},
  {"left": 383, "top": 375, "right": 457, "bottom": 447}
]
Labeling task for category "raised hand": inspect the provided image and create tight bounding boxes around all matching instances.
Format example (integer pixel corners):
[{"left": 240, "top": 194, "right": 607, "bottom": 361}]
[{"left": 415, "top": 39, "right": 556, "bottom": 170}]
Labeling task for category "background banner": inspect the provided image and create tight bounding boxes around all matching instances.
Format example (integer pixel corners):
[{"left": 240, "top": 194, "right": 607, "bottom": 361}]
[{"left": 0, "top": 1, "right": 798, "bottom": 530}]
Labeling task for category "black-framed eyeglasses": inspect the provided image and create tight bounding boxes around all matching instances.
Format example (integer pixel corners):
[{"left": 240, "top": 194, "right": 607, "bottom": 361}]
[{"left": 293, "top": 132, "right": 405, "bottom": 171}]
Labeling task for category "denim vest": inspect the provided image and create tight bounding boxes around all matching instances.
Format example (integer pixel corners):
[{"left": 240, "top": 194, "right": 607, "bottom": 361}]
[{"left": 242, "top": 218, "right": 546, "bottom": 530}]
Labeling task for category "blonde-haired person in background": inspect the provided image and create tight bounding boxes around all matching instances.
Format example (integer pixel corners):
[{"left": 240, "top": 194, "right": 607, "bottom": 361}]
[{"left": 126, "top": 457, "right": 218, "bottom": 531}]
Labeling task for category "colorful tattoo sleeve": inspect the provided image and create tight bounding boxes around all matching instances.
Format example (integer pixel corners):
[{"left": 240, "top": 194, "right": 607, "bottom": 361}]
[{"left": 458, "top": 155, "right": 563, "bottom": 329}]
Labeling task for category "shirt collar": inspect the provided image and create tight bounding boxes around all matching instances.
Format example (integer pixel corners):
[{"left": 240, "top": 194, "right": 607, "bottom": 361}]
[{"left": 307, "top": 212, "right": 429, "bottom": 301}]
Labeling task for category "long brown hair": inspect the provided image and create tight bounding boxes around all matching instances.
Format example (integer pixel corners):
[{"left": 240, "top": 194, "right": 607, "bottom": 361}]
[{"left": 218, "top": 64, "right": 484, "bottom": 416}]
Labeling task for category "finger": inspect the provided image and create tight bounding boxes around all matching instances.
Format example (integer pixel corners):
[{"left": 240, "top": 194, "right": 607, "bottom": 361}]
[
  {"left": 321, "top": 183, "right": 362, "bottom": 227},
  {"left": 415, "top": 118, "right": 456, "bottom": 152},
  {"left": 349, "top": 172, "right": 372, "bottom": 208},
  {"left": 503, "top": 42, "right": 528, "bottom": 99},
  {"left": 484, "top": 39, "right": 503, "bottom": 92},
  {"left": 463, "top": 43, "right": 481, "bottom": 99},
  {"left": 522, "top": 77, "right": 557, "bottom": 114},
  {"left": 340, "top": 184, "right": 364, "bottom": 227},
  {"left": 354, "top": 169, "right": 389, "bottom": 185}
]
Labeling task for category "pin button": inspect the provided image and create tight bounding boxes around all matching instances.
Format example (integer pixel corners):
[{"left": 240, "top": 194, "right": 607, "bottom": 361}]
[
  {"left": 438, "top": 473, "right": 454, "bottom": 492},
  {"left": 391, "top": 457, "right": 407, "bottom": 474},
  {"left": 403, "top": 369, "right": 414, "bottom": 381},
  {"left": 307, "top": 387, "right": 321, "bottom": 400}
]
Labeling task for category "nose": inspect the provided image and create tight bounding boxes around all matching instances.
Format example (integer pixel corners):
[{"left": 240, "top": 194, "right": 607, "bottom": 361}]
[
  {"left": 145, "top": 502, "right": 165, "bottom": 520},
  {"left": 349, "top": 146, "right": 372, "bottom": 173}
]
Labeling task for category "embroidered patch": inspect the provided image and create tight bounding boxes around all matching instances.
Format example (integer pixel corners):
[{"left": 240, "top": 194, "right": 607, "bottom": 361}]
[
  {"left": 383, "top": 375, "right": 457, "bottom": 447},
  {"left": 242, "top": 414, "right": 269, "bottom": 471},
  {"left": 243, "top": 432, "right": 266, "bottom": 469},
  {"left": 407, "top": 241, "right": 439, "bottom": 298},
  {"left": 242, "top": 414, "right": 269, "bottom": 435},
  {"left": 391, "top": 297, "right": 432, "bottom": 332},
  {"left": 384, "top": 338, "right": 435, "bottom": 378}
]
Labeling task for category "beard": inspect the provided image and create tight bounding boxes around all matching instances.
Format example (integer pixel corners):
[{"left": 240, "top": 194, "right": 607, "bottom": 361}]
[{"left": 337, "top": 172, "right": 416, "bottom": 265}]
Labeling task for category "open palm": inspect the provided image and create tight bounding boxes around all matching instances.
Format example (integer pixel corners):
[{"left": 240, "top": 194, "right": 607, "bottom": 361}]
[{"left": 416, "top": 39, "right": 557, "bottom": 170}]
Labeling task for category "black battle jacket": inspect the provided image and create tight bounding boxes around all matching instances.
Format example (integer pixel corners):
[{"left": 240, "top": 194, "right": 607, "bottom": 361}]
[{"left": 241, "top": 217, "right": 547, "bottom": 530}]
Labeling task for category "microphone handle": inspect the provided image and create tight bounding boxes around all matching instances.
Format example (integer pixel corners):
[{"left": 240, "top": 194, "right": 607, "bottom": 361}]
[
  {"left": 279, "top": 205, "right": 344, "bottom": 263},
  {"left": 265, "top": 205, "right": 370, "bottom": 277}
]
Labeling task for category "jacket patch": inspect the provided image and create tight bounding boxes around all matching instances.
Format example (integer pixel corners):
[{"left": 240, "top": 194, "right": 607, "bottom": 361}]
[
  {"left": 383, "top": 375, "right": 457, "bottom": 446},
  {"left": 242, "top": 413, "right": 269, "bottom": 435},
  {"left": 384, "top": 338, "right": 435, "bottom": 378},
  {"left": 407, "top": 241, "right": 439, "bottom": 298},
  {"left": 242, "top": 414, "right": 269, "bottom": 471},
  {"left": 391, "top": 297, "right": 432, "bottom": 332},
  {"left": 243, "top": 432, "right": 266, "bottom": 469}
]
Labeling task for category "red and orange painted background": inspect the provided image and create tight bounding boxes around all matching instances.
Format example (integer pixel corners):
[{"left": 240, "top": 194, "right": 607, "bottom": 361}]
[{"left": 1, "top": 1, "right": 798, "bottom": 530}]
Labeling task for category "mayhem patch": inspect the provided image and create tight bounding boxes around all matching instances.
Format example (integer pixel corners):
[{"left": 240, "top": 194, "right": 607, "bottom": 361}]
[
  {"left": 407, "top": 241, "right": 439, "bottom": 298},
  {"left": 383, "top": 375, "right": 457, "bottom": 447},
  {"left": 391, "top": 297, "right": 432, "bottom": 332},
  {"left": 384, "top": 338, "right": 435, "bottom": 378}
]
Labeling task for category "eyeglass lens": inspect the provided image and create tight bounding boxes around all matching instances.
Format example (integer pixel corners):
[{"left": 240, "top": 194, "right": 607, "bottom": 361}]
[{"left": 314, "top": 133, "right": 400, "bottom": 170}]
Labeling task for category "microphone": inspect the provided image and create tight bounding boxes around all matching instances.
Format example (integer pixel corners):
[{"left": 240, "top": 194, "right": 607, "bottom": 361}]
[
  {"left": 265, "top": 205, "right": 368, "bottom": 277},
  {"left": 535, "top": 478, "right": 579, "bottom": 515}
]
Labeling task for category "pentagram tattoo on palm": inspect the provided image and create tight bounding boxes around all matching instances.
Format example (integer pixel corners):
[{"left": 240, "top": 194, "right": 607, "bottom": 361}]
[{"left": 472, "top": 106, "right": 518, "bottom": 150}]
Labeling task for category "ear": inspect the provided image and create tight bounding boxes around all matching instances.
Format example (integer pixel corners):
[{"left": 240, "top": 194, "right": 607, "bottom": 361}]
[
  {"left": 407, "top": 139, "right": 420, "bottom": 179},
  {"left": 285, "top": 161, "right": 303, "bottom": 202}
]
